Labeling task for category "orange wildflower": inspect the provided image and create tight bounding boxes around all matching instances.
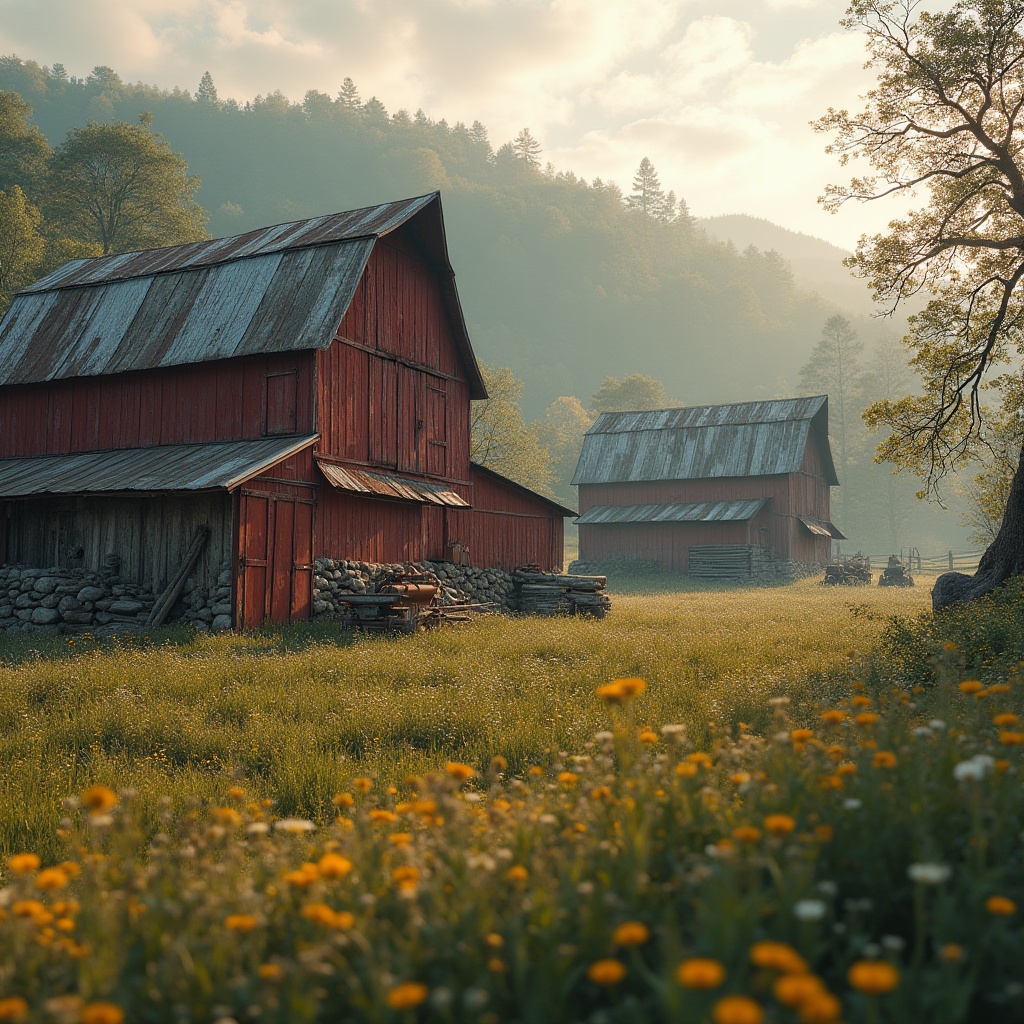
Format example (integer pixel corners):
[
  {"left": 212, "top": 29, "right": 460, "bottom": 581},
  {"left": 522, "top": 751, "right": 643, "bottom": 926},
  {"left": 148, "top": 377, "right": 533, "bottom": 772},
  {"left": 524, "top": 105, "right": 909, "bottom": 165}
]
[
  {"left": 847, "top": 961, "right": 899, "bottom": 994},
  {"left": 587, "top": 959, "right": 627, "bottom": 986},
  {"left": 676, "top": 958, "right": 726, "bottom": 989}
]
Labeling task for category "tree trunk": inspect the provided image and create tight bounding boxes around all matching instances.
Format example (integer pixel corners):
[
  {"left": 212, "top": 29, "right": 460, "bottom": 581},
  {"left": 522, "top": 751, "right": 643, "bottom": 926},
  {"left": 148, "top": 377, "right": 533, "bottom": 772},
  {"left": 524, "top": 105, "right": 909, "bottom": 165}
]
[{"left": 933, "top": 444, "right": 1024, "bottom": 610}]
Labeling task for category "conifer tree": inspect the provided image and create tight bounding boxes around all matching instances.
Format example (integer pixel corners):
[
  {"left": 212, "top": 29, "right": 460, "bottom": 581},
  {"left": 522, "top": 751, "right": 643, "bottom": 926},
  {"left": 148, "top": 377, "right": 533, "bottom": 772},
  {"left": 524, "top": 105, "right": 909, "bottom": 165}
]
[
  {"left": 512, "top": 128, "right": 541, "bottom": 166},
  {"left": 196, "top": 71, "right": 218, "bottom": 106},
  {"left": 337, "top": 78, "right": 360, "bottom": 107},
  {"left": 627, "top": 157, "right": 665, "bottom": 218}
]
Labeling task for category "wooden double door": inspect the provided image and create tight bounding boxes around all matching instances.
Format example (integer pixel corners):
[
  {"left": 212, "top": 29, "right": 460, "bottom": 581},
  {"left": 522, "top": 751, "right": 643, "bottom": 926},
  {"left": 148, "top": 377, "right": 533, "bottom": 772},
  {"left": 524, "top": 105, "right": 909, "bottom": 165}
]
[{"left": 237, "top": 487, "right": 315, "bottom": 629}]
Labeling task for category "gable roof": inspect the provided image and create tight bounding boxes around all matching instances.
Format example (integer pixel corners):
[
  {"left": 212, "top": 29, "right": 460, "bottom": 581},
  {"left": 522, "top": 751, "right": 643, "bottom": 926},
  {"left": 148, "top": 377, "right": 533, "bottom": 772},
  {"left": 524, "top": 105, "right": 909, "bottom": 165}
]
[
  {"left": 0, "top": 193, "right": 487, "bottom": 398},
  {"left": 571, "top": 396, "right": 839, "bottom": 486}
]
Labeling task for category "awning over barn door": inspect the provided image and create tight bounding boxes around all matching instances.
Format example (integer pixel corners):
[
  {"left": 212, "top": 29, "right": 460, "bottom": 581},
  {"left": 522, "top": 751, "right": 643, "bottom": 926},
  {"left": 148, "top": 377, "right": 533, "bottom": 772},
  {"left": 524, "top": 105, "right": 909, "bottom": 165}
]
[
  {"left": 316, "top": 459, "right": 469, "bottom": 507},
  {"left": 575, "top": 498, "right": 769, "bottom": 525},
  {"left": 797, "top": 515, "right": 845, "bottom": 540},
  {"left": 0, "top": 435, "right": 318, "bottom": 497}
]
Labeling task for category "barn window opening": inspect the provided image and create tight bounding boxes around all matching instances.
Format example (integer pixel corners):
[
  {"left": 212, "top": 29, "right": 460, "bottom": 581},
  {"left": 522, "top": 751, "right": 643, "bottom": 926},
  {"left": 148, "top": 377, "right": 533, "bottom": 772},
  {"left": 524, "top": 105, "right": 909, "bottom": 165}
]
[{"left": 264, "top": 371, "right": 298, "bottom": 435}]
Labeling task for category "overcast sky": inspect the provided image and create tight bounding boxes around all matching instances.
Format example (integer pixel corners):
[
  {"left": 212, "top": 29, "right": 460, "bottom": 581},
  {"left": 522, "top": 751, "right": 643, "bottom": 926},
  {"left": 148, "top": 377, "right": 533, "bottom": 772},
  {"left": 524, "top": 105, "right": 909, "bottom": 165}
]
[{"left": 0, "top": 0, "right": 888, "bottom": 248}]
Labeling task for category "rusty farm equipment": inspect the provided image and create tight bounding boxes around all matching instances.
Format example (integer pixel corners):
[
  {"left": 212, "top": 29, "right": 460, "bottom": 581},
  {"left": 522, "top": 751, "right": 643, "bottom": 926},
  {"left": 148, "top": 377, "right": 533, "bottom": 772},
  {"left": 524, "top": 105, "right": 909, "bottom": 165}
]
[
  {"left": 334, "top": 566, "right": 487, "bottom": 633},
  {"left": 821, "top": 553, "right": 873, "bottom": 586},
  {"left": 878, "top": 554, "right": 915, "bottom": 588}
]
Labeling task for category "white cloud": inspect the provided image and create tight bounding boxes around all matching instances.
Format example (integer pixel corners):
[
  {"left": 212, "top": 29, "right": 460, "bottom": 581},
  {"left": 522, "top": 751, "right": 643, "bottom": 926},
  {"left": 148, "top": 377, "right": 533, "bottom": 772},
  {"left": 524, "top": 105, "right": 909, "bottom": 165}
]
[{"left": 0, "top": 0, "right": 885, "bottom": 245}]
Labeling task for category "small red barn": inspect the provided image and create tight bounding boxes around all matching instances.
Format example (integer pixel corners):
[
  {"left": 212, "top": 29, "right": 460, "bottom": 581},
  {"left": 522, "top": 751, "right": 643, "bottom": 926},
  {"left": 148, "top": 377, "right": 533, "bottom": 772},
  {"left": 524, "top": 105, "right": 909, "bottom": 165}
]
[
  {"left": 0, "top": 193, "right": 572, "bottom": 628},
  {"left": 572, "top": 397, "right": 842, "bottom": 575}
]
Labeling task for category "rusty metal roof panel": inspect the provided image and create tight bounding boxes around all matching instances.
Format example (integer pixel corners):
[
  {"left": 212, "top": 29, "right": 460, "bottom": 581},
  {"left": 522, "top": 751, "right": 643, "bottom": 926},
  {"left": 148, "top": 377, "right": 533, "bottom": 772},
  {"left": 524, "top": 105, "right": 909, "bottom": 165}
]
[
  {"left": 0, "top": 435, "right": 318, "bottom": 498},
  {"left": 0, "top": 242, "right": 374, "bottom": 385},
  {"left": 317, "top": 460, "right": 470, "bottom": 507},
  {"left": 22, "top": 195, "right": 439, "bottom": 293},
  {"left": 0, "top": 192, "right": 487, "bottom": 397},
  {"left": 798, "top": 516, "right": 846, "bottom": 540},
  {"left": 572, "top": 396, "right": 839, "bottom": 486},
  {"left": 576, "top": 498, "right": 769, "bottom": 525}
]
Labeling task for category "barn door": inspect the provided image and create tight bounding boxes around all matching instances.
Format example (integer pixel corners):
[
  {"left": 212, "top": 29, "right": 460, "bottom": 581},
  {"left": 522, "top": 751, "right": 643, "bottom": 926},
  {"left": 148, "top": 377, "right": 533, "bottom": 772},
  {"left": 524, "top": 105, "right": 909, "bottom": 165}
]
[
  {"left": 425, "top": 382, "right": 447, "bottom": 478},
  {"left": 238, "top": 490, "right": 314, "bottom": 629}
]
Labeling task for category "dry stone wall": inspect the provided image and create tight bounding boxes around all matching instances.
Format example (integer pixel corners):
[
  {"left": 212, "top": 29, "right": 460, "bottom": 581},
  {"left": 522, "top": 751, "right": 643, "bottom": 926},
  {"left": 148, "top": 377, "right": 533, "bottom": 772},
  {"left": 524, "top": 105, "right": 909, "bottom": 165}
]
[{"left": 0, "top": 561, "right": 233, "bottom": 636}]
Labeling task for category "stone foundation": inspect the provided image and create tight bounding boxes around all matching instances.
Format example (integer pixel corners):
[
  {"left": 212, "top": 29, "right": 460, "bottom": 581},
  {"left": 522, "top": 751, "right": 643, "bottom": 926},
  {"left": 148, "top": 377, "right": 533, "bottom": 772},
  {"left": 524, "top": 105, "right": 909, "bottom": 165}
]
[
  {"left": 0, "top": 562, "right": 233, "bottom": 636},
  {"left": 312, "top": 558, "right": 515, "bottom": 617}
]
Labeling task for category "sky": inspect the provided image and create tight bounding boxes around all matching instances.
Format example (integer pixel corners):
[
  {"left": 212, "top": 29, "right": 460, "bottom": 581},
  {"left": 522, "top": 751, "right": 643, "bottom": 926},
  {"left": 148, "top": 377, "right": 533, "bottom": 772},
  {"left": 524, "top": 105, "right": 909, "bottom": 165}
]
[{"left": 0, "top": 0, "right": 888, "bottom": 248}]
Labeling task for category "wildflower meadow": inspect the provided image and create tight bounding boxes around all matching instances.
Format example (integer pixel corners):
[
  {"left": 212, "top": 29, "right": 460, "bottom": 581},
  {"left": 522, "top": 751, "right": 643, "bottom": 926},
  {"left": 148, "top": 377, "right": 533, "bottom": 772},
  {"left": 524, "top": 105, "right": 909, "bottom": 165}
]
[{"left": 0, "top": 577, "right": 1023, "bottom": 1023}]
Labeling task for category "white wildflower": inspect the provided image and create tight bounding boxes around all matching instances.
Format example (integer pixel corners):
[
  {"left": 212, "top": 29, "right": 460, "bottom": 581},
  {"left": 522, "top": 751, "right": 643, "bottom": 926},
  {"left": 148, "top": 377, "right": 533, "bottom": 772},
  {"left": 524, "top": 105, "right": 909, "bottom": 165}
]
[
  {"left": 907, "top": 863, "right": 951, "bottom": 885},
  {"left": 843, "top": 798, "right": 862, "bottom": 810},
  {"left": 274, "top": 818, "right": 316, "bottom": 833},
  {"left": 794, "top": 899, "right": 827, "bottom": 921},
  {"left": 929, "top": 719, "right": 947, "bottom": 730},
  {"left": 246, "top": 822, "right": 269, "bottom": 835}
]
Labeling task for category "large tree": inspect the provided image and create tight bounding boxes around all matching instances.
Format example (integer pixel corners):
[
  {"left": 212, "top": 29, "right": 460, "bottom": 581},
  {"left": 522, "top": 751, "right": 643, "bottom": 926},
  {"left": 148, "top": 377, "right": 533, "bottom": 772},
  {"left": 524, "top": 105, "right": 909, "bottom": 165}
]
[
  {"left": 817, "top": 0, "right": 1024, "bottom": 609},
  {"left": 0, "top": 90, "right": 50, "bottom": 199},
  {"left": 590, "top": 374, "right": 670, "bottom": 413},
  {"left": 470, "top": 364, "right": 554, "bottom": 494},
  {"left": 48, "top": 114, "right": 208, "bottom": 255},
  {"left": 0, "top": 186, "right": 45, "bottom": 314},
  {"left": 627, "top": 157, "right": 665, "bottom": 219},
  {"left": 799, "top": 314, "right": 866, "bottom": 529}
]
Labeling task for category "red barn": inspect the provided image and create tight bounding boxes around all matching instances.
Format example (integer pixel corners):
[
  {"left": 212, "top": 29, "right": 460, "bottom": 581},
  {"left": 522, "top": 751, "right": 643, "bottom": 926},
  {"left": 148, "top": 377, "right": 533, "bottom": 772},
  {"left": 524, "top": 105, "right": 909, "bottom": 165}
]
[
  {"left": 0, "top": 193, "right": 572, "bottom": 628},
  {"left": 572, "top": 397, "right": 842, "bottom": 576}
]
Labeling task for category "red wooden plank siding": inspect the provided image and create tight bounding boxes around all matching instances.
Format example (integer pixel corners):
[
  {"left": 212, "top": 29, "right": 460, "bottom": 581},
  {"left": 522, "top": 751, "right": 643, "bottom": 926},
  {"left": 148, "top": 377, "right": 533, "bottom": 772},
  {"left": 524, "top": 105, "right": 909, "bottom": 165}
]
[
  {"left": 577, "top": 434, "right": 835, "bottom": 569},
  {"left": 0, "top": 353, "right": 316, "bottom": 458},
  {"left": 316, "top": 490, "right": 422, "bottom": 564},
  {"left": 319, "top": 233, "right": 470, "bottom": 483}
]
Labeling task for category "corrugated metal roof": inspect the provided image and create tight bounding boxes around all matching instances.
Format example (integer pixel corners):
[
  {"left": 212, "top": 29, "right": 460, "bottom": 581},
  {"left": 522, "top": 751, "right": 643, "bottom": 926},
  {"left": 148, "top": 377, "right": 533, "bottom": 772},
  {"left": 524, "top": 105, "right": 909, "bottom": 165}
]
[
  {"left": 575, "top": 498, "right": 769, "bottom": 525},
  {"left": 0, "top": 435, "right": 317, "bottom": 498},
  {"left": 572, "top": 396, "right": 839, "bottom": 486},
  {"left": 798, "top": 515, "right": 846, "bottom": 540},
  {"left": 0, "top": 193, "right": 487, "bottom": 398},
  {"left": 317, "top": 459, "right": 470, "bottom": 506},
  {"left": 469, "top": 462, "right": 578, "bottom": 518}
]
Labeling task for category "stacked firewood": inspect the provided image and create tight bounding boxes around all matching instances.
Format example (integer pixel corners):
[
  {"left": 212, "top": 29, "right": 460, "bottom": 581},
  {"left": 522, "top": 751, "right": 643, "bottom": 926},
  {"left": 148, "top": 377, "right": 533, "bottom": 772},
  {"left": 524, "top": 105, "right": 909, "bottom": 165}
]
[{"left": 511, "top": 569, "right": 611, "bottom": 618}]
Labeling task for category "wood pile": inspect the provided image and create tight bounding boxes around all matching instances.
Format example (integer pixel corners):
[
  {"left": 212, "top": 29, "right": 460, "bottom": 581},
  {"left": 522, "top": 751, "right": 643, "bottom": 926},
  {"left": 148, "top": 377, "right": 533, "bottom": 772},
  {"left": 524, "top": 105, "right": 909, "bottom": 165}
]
[
  {"left": 687, "top": 545, "right": 773, "bottom": 580},
  {"left": 511, "top": 570, "right": 611, "bottom": 618}
]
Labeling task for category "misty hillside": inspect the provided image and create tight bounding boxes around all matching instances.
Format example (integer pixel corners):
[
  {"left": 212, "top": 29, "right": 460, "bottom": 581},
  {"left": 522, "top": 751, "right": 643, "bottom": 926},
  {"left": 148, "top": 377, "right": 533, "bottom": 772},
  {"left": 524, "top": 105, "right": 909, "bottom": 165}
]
[
  {"left": 0, "top": 56, "right": 860, "bottom": 420},
  {"left": 698, "top": 215, "right": 872, "bottom": 316}
]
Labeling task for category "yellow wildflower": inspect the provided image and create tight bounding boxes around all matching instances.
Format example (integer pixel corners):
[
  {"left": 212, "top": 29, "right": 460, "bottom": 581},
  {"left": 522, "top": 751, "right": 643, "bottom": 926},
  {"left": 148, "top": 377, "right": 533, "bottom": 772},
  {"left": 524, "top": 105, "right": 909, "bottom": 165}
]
[
  {"left": 733, "top": 826, "right": 762, "bottom": 844},
  {"left": 958, "top": 680, "right": 984, "bottom": 694},
  {"left": 587, "top": 959, "right": 627, "bottom": 986},
  {"left": 676, "top": 958, "right": 726, "bottom": 989},
  {"left": 820, "top": 709, "right": 846, "bottom": 724},
  {"left": 613, "top": 921, "right": 650, "bottom": 946},
  {"left": 318, "top": 852, "right": 353, "bottom": 879},
  {"left": 258, "top": 963, "right": 283, "bottom": 981},
  {"left": 446, "top": 762, "right": 475, "bottom": 782},
  {"left": 0, "top": 997, "right": 28, "bottom": 1021},
  {"left": 986, "top": 895, "right": 1017, "bottom": 915},
  {"left": 386, "top": 983, "right": 429, "bottom": 1010},
  {"left": 80, "top": 1003, "right": 125, "bottom": 1024},
  {"left": 557, "top": 771, "right": 578, "bottom": 787},
  {"left": 34, "top": 869, "right": 68, "bottom": 893},
  {"left": 750, "top": 941, "right": 808, "bottom": 974},
  {"left": 6, "top": 854, "right": 40, "bottom": 876},
  {"left": 80, "top": 786, "right": 117, "bottom": 814},
  {"left": 506, "top": 865, "right": 528, "bottom": 883},
  {"left": 854, "top": 712, "right": 879, "bottom": 726},
  {"left": 847, "top": 961, "right": 899, "bottom": 994},
  {"left": 711, "top": 995, "right": 764, "bottom": 1024},
  {"left": 872, "top": 751, "right": 898, "bottom": 769},
  {"left": 225, "top": 914, "right": 258, "bottom": 932},
  {"left": 764, "top": 814, "right": 797, "bottom": 836}
]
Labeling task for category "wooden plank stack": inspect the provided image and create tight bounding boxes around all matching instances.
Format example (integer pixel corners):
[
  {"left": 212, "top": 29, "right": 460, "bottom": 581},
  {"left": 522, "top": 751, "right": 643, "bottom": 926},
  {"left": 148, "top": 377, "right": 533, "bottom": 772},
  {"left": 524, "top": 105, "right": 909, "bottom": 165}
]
[
  {"left": 511, "top": 570, "right": 611, "bottom": 618},
  {"left": 687, "top": 545, "right": 773, "bottom": 580}
]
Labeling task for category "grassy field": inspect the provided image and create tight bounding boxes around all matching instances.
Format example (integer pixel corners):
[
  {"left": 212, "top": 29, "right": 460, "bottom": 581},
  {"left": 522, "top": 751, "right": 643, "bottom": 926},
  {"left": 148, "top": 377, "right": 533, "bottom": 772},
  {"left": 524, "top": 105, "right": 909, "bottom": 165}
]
[
  {"left": 0, "top": 578, "right": 927, "bottom": 859},
  {"left": 2, "top": 576, "right": 1024, "bottom": 1023}
]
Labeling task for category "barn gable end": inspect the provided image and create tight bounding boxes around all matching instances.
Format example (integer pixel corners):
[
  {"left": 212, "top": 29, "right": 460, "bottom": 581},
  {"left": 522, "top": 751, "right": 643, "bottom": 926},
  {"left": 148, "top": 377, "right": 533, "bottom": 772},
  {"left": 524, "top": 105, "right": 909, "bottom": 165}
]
[
  {"left": 0, "top": 193, "right": 568, "bottom": 630},
  {"left": 574, "top": 396, "right": 841, "bottom": 576}
]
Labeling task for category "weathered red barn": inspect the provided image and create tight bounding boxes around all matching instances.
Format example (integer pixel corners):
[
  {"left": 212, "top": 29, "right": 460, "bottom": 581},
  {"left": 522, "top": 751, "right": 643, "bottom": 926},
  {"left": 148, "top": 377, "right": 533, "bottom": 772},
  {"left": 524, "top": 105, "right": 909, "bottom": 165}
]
[
  {"left": 572, "top": 397, "right": 842, "bottom": 575},
  {"left": 0, "top": 193, "right": 572, "bottom": 628}
]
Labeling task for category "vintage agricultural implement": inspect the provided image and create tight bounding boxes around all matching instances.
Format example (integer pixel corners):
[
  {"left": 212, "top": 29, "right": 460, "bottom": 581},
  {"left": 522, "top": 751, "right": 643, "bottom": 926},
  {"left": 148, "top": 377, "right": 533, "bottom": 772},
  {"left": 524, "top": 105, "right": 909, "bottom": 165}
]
[
  {"left": 821, "top": 553, "right": 873, "bottom": 586},
  {"left": 334, "top": 566, "right": 485, "bottom": 633},
  {"left": 878, "top": 555, "right": 915, "bottom": 587}
]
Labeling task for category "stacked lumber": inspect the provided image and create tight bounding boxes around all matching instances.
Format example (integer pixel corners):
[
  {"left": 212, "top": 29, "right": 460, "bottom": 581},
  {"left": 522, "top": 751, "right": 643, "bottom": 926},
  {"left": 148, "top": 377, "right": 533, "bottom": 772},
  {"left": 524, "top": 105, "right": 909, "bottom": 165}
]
[
  {"left": 511, "top": 570, "right": 611, "bottom": 618},
  {"left": 687, "top": 544, "right": 755, "bottom": 579}
]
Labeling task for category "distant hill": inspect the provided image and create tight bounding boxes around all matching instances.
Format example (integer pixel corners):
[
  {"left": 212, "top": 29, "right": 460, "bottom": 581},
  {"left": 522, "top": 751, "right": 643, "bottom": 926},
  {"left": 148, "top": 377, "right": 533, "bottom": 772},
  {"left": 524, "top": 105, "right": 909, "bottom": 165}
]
[{"left": 698, "top": 215, "right": 873, "bottom": 315}]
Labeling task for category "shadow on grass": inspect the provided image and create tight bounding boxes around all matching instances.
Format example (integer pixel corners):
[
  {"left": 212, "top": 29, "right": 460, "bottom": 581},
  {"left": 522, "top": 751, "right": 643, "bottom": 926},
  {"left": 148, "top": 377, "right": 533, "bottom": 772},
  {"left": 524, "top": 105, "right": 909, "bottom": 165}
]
[{"left": 0, "top": 618, "right": 361, "bottom": 666}]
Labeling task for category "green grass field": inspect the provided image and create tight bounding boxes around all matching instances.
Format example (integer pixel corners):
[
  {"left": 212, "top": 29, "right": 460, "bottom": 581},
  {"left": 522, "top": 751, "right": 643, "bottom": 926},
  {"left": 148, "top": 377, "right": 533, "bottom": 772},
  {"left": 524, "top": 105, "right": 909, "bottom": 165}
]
[{"left": 2, "top": 576, "right": 1024, "bottom": 1023}]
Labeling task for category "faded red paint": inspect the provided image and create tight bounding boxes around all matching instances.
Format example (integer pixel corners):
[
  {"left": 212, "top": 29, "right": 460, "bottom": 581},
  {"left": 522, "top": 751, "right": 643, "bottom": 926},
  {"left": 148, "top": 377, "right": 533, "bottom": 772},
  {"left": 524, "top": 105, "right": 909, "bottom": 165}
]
[
  {"left": 577, "top": 434, "right": 832, "bottom": 568},
  {"left": 0, "top": 353, "right": 315, "bottom": 459}
]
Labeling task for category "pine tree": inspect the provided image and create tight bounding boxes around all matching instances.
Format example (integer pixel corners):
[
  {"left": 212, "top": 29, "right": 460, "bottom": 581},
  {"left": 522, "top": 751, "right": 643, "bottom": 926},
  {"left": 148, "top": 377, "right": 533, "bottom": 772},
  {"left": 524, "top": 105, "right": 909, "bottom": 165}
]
[
  {"left": 512, "top": 128, "right": 541, "bottom": 166},
  {"left": 196, "top": 71, "right": 219, "bottom": 106},
  {"left": 627, "top": 157, "right": 664, "bottom": 218},
  {"left": 470, "top": 120, "right": 490, "bottom": 150},
  {"left": 659, "top": 189, "right": 677, "bottom": 222},
  {"left": 337, "top": 78, "right": 360, "bottom": 108}
]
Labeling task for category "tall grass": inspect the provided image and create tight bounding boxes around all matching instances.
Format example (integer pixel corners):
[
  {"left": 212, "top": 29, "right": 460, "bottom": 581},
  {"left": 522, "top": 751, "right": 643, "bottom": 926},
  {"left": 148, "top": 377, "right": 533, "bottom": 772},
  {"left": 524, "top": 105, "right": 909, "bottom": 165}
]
[{"left": 0, "top": 580, "right": 927, "bottom": 860}]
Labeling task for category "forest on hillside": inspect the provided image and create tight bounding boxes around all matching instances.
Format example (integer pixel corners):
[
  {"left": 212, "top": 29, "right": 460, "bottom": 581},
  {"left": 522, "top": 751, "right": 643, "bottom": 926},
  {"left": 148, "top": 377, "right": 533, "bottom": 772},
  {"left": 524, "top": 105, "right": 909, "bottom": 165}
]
[{"left": 0, "top": 55, "right": 974, "bottom": 552}]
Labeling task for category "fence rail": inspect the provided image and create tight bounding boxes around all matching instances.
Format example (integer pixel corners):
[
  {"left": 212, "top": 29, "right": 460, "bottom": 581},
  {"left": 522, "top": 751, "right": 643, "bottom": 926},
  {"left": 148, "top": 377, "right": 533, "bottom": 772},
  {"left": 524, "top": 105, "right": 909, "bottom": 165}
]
[{"left": 855, "top": 550, "right": 983, "bottom": 576}]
